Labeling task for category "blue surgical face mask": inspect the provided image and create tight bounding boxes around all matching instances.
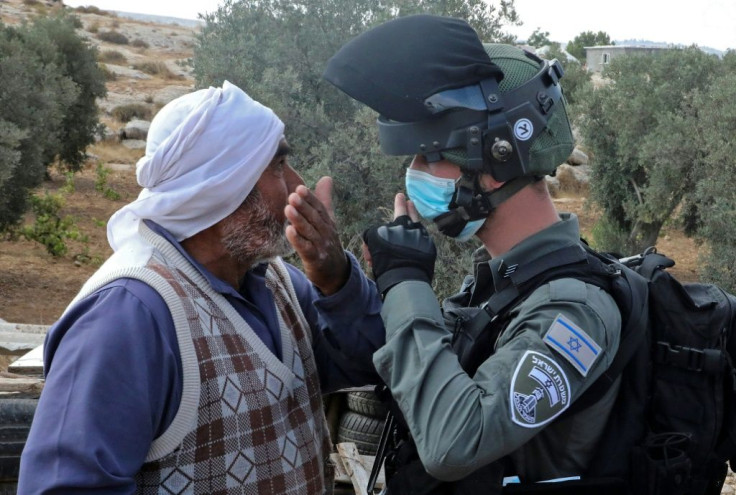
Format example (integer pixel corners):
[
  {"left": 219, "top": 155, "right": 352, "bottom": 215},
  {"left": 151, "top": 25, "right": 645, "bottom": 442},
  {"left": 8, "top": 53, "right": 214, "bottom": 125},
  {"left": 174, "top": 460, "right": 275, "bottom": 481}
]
[{"left": 405, "top": 168, "right": 485, "bottom": 242}]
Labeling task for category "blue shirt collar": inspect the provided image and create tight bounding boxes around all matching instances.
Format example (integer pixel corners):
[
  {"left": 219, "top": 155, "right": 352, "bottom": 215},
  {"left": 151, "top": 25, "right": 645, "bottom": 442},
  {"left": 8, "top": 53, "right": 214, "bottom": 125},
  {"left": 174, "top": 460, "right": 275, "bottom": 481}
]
[{"left": 143, "top": 220, "right": 249, "bottom": 299}]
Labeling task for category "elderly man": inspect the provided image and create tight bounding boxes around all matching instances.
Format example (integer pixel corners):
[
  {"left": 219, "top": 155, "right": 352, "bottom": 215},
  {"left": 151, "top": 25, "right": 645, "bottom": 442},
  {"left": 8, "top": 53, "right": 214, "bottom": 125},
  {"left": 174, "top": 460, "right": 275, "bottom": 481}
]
[{"left": 18, "top": 82, "right": 384, "bottom": 494}]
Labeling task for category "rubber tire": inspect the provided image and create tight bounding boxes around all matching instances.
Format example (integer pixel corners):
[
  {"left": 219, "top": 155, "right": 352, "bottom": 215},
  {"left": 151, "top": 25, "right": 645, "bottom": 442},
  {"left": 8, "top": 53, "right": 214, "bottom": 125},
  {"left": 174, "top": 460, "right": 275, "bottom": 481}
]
[
  {"left": 337, "top": 411, "right": 384, "bottom": 456},
  {"left": 345, "top": 391, "right": 388, "bottom": 419},
  {"left": 0, "top": 399, "right": 38, "bottom": 482}
]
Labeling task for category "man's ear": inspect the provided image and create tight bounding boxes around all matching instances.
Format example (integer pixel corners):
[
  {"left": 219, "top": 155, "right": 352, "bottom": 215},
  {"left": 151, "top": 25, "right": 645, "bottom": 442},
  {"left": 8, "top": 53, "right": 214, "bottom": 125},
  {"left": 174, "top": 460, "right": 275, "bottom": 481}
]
[{"left": 479, "top": 172, "right": 505, "bottom": 192}]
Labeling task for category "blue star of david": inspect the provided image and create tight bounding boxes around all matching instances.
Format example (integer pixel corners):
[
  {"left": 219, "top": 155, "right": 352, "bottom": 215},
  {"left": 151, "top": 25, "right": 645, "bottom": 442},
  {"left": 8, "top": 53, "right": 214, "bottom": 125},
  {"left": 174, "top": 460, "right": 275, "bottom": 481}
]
[{"left": 567, "top": 337, "right": 582, "bottom": 352}]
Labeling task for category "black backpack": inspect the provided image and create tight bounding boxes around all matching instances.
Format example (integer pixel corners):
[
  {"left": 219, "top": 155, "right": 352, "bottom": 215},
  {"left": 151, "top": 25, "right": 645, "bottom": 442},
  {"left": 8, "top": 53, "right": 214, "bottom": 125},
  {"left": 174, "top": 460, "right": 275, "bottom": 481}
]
[
  {"left": 610, "top": 248, "right": 736, "bottom": 495},
  {"left": 371, "top": 243, "right": 736, "bottom": 495}
]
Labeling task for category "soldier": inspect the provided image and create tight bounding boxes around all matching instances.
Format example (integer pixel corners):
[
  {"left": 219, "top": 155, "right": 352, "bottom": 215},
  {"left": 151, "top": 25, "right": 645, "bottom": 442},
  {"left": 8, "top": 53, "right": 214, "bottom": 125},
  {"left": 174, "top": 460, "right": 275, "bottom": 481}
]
[{"left": 324, "top": 15, "right": 624, "bottom": 494}]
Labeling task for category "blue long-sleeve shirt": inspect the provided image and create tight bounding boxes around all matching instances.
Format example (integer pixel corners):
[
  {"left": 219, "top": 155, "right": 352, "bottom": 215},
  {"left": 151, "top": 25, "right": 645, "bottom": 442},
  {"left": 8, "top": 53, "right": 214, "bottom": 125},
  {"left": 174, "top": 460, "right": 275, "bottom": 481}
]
[{"left": 19, "top": 221, "right": 384, "bottom": 494}]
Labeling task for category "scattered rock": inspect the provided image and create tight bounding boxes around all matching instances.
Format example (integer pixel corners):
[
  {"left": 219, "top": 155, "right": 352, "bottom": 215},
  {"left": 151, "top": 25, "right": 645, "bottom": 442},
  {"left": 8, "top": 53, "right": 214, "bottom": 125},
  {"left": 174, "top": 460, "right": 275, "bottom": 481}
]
[
  {"left": 567, "top": 148, "right": 589, "bottom": 166},
  {"left": 107, "top": 163, "right": 136, "bottom": 172},
  {"left": 98, "top": 93, "right": 149, "bottom": 114},
  {"left": 95, "top": 125, "right": 118, "bottom": 143},
  {"left": 153, "top": 85, "right": 193, "bottom": 105},
  {"left": 120, "top": 119, "right": 150, "bottom": 140},
  {"left": 548, "top": 164, "right": 591, "bottom": 196},
  {"left": 122, "top": 139, "right": 147, "bottom": 150},
  {"left": 101, "top": 64, "right": 152, "bottom": 80}
]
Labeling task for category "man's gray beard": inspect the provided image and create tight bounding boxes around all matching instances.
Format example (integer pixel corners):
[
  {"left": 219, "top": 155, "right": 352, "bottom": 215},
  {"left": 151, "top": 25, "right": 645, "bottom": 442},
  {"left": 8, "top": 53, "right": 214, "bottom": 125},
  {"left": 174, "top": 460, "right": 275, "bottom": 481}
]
[{"left": 221, "top": 189, "right": 294, "bottom": 269}]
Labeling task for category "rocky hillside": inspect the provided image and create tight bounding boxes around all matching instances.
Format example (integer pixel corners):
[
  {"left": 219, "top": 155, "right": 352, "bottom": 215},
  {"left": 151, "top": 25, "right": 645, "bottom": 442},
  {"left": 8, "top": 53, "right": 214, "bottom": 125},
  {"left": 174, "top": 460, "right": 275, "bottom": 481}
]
[{"left": 0, "top": 0, "right": 200, "bottom": 324}]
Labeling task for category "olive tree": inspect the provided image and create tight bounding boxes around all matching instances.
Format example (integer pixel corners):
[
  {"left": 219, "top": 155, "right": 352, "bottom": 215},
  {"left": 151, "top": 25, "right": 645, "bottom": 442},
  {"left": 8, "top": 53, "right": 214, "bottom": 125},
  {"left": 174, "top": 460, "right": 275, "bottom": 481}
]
[
  {"left": 25, "top": 14, "right": 107, "bottom": 170},
  {"left": 577, "top": 47, "right": 720, "bottom": 255},
  {"left": 691, "top": 68, "right": 736, "bottom": 290},
  {"left": 193, "top": 0, "right": 521, "bottom": 298},
  {"left": 0, "top": 23, "right": 77, "bottom": 229}
]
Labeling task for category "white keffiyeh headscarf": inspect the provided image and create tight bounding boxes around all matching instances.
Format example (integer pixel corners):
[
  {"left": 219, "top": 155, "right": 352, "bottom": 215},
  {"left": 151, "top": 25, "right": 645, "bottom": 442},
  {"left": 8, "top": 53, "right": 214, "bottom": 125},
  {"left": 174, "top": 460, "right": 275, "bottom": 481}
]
[{"left": 107, "top": 81, "right": 285, "bottom": 253}]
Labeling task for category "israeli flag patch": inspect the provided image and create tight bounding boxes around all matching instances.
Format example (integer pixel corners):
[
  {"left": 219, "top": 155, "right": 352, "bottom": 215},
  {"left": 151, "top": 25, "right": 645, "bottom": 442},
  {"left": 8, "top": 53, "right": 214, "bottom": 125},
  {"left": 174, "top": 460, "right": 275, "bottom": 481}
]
[{"left": 543, "top": 314, "right": 601, "bottom": 377}]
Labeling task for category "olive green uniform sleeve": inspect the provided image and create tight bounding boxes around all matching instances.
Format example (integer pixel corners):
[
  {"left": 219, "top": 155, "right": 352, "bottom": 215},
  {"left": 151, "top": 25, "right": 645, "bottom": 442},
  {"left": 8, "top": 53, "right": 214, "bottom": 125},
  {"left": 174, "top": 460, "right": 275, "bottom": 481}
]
[{"left": 372, "top": 276, "right": 621, "bottom": 482}]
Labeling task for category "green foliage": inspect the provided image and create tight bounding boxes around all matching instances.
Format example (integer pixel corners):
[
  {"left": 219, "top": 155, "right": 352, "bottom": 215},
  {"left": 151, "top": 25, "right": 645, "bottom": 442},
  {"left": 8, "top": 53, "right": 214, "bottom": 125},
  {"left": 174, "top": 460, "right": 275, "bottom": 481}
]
[
  {"left": 96, "top": 30, "right": 129, "bottom": 44},
  {"left": 565, "top": 31, "right": 613, "bottom": 62},
  {"left": 0, "top": 14, "right": 106, "bottom": 230},
  {"left": 389, "top": 0, "right": 521, "bottom": 43},
  {"left": 111, "top": 103, "right": 151, "bottom": 122},
  {"left": 578, "top": 47, "right": 721, "bottom": 255},
  {"left": 690, "top": 69, "right": 736, "bottom": 290},
  {"left": 60, "top": 171, "right": 76, "bottom": 194},
  {"left": 0, "top": 120, "right": 26, "bottom": 193},
  {"left": 541, "top": 44, "right": 591, "bottom": 109},
  {"left": 95, "top": 163, "right": 121, "bottom": 200},
  {"left": 193, "top": 0, "right": 521, "bottom": 298},
  {"left": 526, "top": 27, "right": 551, "bottom": 47},
  {"left": 19, "top": 191, "right": 86, "bottom": 257},
  {"left": 27, "top": 14, "right": 108, "bottom": 170},
  {"left": 0, "top": 22, "right": 76, "bottom": 230}
]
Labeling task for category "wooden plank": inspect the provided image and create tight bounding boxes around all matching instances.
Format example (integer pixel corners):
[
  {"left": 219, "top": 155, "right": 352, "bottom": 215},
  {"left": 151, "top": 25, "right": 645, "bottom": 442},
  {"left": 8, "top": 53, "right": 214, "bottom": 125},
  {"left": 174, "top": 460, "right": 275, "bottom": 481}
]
[
  {"left": 336, "top": 442, "right": 370, "bottom": 495},
  {"left": 0, "top": 371, "right": 44, "bottom": 396}
]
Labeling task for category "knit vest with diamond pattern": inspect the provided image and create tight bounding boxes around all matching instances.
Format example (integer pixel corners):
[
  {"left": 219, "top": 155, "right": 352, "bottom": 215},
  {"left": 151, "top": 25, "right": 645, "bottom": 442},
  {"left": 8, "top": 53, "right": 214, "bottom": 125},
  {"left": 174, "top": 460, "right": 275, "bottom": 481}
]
[{"left": 70, "top": 223, "right": 331, "bottom": 494}]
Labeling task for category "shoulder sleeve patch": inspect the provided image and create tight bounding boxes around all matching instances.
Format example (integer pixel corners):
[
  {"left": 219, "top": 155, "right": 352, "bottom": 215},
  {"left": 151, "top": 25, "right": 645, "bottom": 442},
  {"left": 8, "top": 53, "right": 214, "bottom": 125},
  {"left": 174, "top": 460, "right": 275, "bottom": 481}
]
[
  {"left": 510, "top": 350, "right": 570, "bottom": 428},
  {"left": 543, "top": 313, "right": 601, "bottom": 377}
]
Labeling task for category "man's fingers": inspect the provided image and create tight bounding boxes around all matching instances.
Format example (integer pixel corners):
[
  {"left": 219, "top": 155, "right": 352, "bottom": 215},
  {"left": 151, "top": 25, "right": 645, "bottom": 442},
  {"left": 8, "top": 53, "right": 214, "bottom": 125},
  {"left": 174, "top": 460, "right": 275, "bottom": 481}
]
[
  {"left": 393, "top": 193, "right": 408, "bottom": 220},
  {"left": 285, "top": 203, "right": 319, "bottom": 241},
  {"left": 314, "top": 176, "right": 335, "bottom": 221},
  {"left": 361, "top": 242, "right": 372, "bottom": 267},
  {"left": 406, "top": 199, "right": 420, "bottom": 223},
  {"left": 291, "top": 183, "right": 333, "bottom": 228}
]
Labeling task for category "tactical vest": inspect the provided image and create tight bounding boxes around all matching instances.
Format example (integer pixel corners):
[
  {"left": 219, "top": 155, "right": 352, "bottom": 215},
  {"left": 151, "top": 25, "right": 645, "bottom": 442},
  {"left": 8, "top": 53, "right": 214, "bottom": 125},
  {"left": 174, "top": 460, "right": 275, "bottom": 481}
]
[{"left": 379, "top": 244, "right": 649, "bottom": 495}]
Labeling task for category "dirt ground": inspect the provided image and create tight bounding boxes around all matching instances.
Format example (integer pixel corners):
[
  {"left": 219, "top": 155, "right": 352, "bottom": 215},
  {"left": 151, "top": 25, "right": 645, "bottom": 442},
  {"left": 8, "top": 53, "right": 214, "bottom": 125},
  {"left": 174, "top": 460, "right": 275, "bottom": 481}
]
[{"left": 0, "top": 160, "right": 141, "bottom": 324}]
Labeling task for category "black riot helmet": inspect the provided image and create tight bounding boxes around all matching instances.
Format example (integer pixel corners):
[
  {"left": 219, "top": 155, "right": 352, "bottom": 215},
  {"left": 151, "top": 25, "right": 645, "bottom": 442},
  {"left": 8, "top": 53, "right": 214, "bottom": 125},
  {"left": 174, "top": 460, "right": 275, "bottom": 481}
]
[{"left": 323, "top": 15, "right": 574, "bottom": 237}]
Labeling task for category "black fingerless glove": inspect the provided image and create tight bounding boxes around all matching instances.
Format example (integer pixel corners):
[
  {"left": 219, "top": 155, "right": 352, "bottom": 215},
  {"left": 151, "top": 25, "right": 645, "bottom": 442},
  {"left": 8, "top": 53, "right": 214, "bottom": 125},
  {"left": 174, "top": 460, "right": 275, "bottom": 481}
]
[{"left": 362, "top": 215, "right": 437, "bottom": 296}]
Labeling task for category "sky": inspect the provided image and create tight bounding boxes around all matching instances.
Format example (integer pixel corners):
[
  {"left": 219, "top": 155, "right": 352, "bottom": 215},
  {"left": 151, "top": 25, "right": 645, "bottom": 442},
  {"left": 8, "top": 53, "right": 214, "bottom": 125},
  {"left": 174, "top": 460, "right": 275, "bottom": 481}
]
[
  {"left": 508, "top": 0, "right": 736, "bottom": 52},
  {"left": 62, "top": 0, "right": 736, "bottom": 52}
]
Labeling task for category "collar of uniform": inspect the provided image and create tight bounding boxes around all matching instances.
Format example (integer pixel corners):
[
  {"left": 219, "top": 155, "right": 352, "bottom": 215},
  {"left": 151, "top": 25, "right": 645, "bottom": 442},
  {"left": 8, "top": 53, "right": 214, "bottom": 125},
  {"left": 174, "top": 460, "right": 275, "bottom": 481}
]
[
  {"left": 488, "top": 213, "right": 581, "bottom": 291},
  {"left": 143, "top": 219, "right": 254, "bottom": 301}
]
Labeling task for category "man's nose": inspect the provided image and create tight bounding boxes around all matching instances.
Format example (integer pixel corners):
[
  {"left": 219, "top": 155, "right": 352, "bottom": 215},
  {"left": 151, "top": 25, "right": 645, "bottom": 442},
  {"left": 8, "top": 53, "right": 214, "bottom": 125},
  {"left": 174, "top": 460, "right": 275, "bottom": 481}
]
[
  {"left": 409, "top": 154, "right": 428, "bottom": 171},
  {"left": 286, "top": 165, "right": 305, "bottom": 192}
]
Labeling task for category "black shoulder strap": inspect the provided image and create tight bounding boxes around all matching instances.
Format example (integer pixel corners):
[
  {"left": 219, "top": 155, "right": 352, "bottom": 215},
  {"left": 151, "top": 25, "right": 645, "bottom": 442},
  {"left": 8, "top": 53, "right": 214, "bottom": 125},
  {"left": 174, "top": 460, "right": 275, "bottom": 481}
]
[
  {"left": 455, "top": 244, "right": 615, "bottom": 375},
  {"left": 455, "top": 242, "right": 649, "bottom": 413},
  {"left": 565, "top": 248, "right": 649, "bottom": 414}
]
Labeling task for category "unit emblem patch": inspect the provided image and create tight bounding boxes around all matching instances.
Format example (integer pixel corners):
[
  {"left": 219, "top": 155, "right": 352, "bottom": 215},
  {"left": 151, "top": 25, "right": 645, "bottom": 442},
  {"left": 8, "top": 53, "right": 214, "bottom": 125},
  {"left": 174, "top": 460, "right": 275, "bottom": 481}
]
[
  {"left": 543, "top": 313, "right": 602, "bottom": 377},
  {"left": 510, "top": 350, "right": 570, "bottom": 428}
]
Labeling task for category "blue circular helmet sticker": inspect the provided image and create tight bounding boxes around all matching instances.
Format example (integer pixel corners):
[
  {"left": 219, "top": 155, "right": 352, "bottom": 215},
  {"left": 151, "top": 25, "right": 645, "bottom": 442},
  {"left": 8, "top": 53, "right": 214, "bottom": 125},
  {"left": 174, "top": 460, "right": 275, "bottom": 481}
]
[
  {"left": 514, "top": 118, "right": 533, "bottom": 141},
  {"left": 510, "top": 350, "right": 570, "bottom": 428}
]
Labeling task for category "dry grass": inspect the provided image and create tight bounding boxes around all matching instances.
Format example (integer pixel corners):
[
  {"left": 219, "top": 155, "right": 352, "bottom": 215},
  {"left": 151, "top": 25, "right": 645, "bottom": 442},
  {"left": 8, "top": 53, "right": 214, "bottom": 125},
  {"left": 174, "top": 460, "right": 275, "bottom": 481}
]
[
  {"left": 111, "top": 103, "right": 152, "bottom": 122},
  {"left": 98, "top": 50, "right": 127, "bottom": 64},
  {"left": 88, "top": 141, "right": 145, "bottom": 164},
  {"left": 131, "top": 61, "right": 182, "bottom": 80}
]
